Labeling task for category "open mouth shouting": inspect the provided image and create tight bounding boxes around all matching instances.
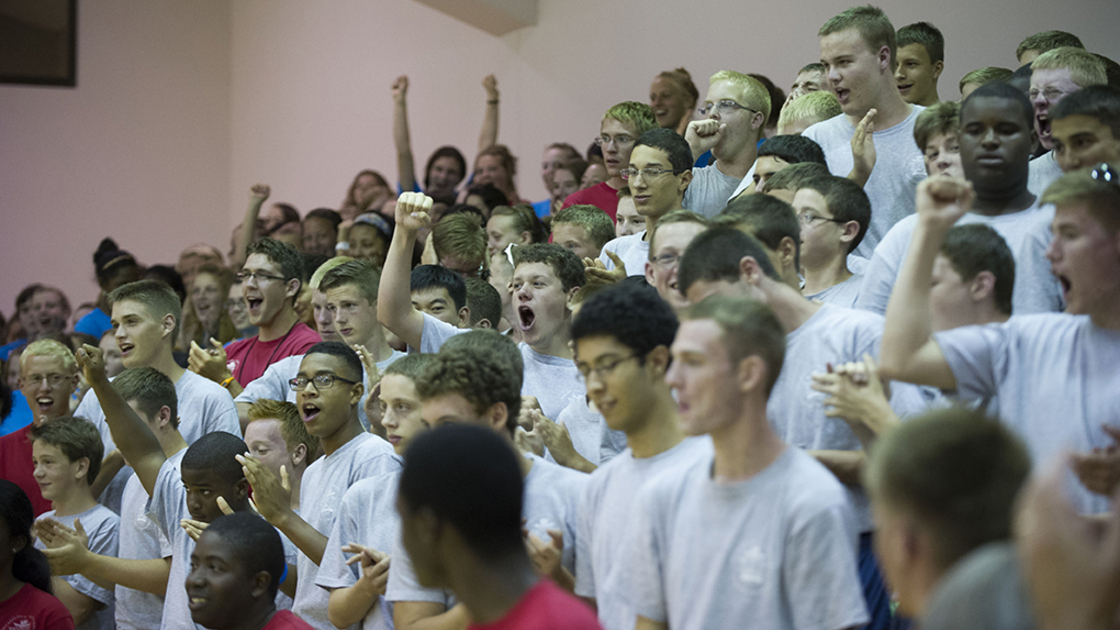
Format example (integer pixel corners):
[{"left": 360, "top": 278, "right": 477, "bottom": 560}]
[
  {"left": 834, "top": 87, "right": 851, "bottom": 105},
  {"left": 518, "top": 305, "right": 536, "bottom": 332},
  {"left": 301, "top": 402, "right": 321, "bottom": 425},
  {"left": 118, "top": 341, "right": 135, "bottom": 360}
]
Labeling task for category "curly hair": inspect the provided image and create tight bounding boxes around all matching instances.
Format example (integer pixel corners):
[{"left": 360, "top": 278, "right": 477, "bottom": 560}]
[{"left": 416, "top": 342, "right": 522, "bottom": 435}]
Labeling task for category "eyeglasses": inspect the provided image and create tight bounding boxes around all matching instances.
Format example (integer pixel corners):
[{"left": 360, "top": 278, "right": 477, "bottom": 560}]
[
  {"left": 697, "top": 100, "right": 758, "bottom": 117},
  {"left": 797, "top": 211, "right": 846, "bottom": 227},
  {"left": 576, "top": 353, "right": 640, "bottom": 383},
  {"left": 236, "top": 270, "right": 286, "bottom": 285},
  {"left": 650, "top": 252, "right": 680, "bottom": 269},
  {"left": 24, "top": 373, "right": 70, "bottom": 388},
  {"left": 1091, "top": 163, "right": 1119, "bottom": 187},
  {"left": 620, "top": 167, "right": 680, "bottom": 180},
  {"left": 595, "top": 134, "right": 635, "bottom": 148},
  {"left": 1028, "top": 87, "right": 1069, "bottom": 102},
  {"left": 288, "top": 373, "right": 359, "bottom": 391}
]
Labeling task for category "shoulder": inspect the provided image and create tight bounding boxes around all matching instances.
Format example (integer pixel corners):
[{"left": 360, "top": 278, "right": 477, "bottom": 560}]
[
  {"left": 802, "top": 114, "right": 848, "bottom": 139},
  {"left": 289, "top": 323, "right": 321, "bottom": 345},
  {"left": 179, "top": 371, "right": 238, "bottom": 404},
  {"left": 778, "top": 449, "right": 851, "bottom": 515}
]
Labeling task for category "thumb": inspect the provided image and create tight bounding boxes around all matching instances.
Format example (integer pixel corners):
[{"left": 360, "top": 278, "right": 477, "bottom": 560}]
[
  {"left": 190, "top": 340, "right": 203, "bottom": 353},
  {"left": 547, "top": 529, "right": 564, "bottom": 548},
  {"left": 73, "top": 519, "right": 87, "bottom": 537},
  {"left": 281, "top": 465, "right": 291, "bottom": 492},
  {"left": 209, "top": 338, "right": 223, "bottom": 351},
  {"left": 605, "top": 250, "right": 627, "bottom": 273}
]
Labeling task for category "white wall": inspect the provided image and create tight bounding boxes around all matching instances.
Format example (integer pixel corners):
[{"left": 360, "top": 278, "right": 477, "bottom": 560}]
[{"left": 3, "top": 0, "right": 1119, "bottom": 317}]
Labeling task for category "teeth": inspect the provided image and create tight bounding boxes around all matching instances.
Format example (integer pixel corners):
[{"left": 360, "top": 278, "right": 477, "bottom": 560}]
[{"left": 191, "top": 598, "right": 206, "bottom": 603}]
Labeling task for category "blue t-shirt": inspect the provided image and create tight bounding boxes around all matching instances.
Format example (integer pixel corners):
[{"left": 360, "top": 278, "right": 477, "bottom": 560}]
[
  {"left": 0, "top": 391, "right": 33, "bottom": 436},
  {"left": 75, "top": 307, "right": 113, "bottom": 338},
  {"left": 533, "top": 198, "right": 551, "bottom": 218},
  {"left": 0, "top": 339, "right": 27, "bottom": 362}
]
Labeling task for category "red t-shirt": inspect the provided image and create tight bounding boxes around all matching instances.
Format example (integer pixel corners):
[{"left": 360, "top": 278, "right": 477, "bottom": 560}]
[
  {"left": 562, "top": 182, "right": 621, "bottom": 221},
  {"left": 262, "top": 610, "right": 315, "bottom": 629},
  {"left": 0, "top": 426, "right": 52, "bottom": 516},
  {"left": 225, "top": 322, "right": 320, "bottom": 386},
  {"left": 0, "top": 583, "right": 75, "bottom": 630},
  {"left": 468, "top": 580, "right": 602, "bottom": 630}
]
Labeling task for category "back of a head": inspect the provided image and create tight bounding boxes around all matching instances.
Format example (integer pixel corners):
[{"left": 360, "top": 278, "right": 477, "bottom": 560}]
[
  {"left": 399, "top": 424, "right": 524, "bottom": 560},
  {"left": 1016, "top": 30, "right": 1084, "bottom": 63},
  {"left": 432, "top": 213, "right": 487, "bottom": 270},
  {"left": 799, "top": 176, "right": 872, "bottom": 253},
  {"left": 0, "top": 479, "right": 54, "bottom": 594},
  {"left": 922, "top": 542, "right": 1037, "bottom": 630},
  {"left": 30, "top": 416, "right": 104, "bottom": 484},
  {"left": 778, "top": 90, "right": 843, "bottom": 134},
  {"left": 1051, "top": 85, "right": 1120, "bottom": 142},
  {"left": 1095, "top": 54, "right": 1120, "bottom": 90},
  {"left": 603, "top": 101, "right": 659, "bottom": 137},
  {"left": 182, "top": 431, "right": 250, "bottom": 481},
  {"left": 463, "top": 278, "right": 502, "bottom": 328},
  {"left": 511, "top": 243, "right": 586, "bottom": 293},
  {"left": 571, "top": 281, "right": 678, "bottom": 355},
  {"left": 440, "top": 328, "right": 524, "bottom": 376},
  {"left": 914, "top": 101, "right": 961, "bottom": 152},
  {"left": 465, "top": 184, "right": 510, "bottom": 212},
  {"left": 415, "top": 338, "right": 523, "bottom": 433},
  {"left": 896, "top": 21, "right": 944, "bottom": 64},
  {"left": 1041, "top": 163, "right": 1120, "bottom": 235},
  {"left": 410, "top": 265, "right": 467, "bottom": 311},
  {"left": 678, "top": 226, "right": 781, "bottom": 296},
  {"left": 962, "top": 81, "right": 1034, "bottom": 131},
  {"left": 551, "top": 205, "right": 616, "bottom": 251},
  {"left": 143, "top": 266, "right": 187, "bottom": 305},
  {"left": 761, "top": 162, "right": 831, "bottom": 194},
  {"left": 1031, "top": 47, "right": 1108, "bottom": 88},
  {"left": 203, "top": 512, "right": 286, "bottom": 601},
  {"left": 865, "top": 406, "right": 1031, "bottom": 571},
  {"left": 112, "top": 367, "right": 179, "bottom": 429},
  {"left": 320, "top": 258, "right": 380, "bottom": 305},
  {"left": 819, "top": 5, "right": 898, "bottom": 69},
  {"left": 92, "top": 237, "right": 139, "bottom": 287},
  {"left": 940, "top": 224, "right": 1016, "bottom": 316},
  {"left": 109, "top": 279, "right": 184, "bottom": 341},
  {"left": 719, "top": 194, "right": 803, "bottom": 263},
  {"left": 758, "top": 135, "right": 828, "bottom": 167},
  {"left": 634, "top": 128, "right": 695, "bottom": 173},
  {"left": 681, "top": 294, "right": 786, "bottom": 394}
]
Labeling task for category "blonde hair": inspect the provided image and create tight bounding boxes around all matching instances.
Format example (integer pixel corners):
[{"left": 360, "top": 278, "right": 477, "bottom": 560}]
[
  {"left": 1032, "top": 47, "right": 1107, "bottom": 88},
  {"left": 778, "top": 91, "right": 842, "bottom": 133},
  {"left": 709, "top": 70, "right": 772, "bottom": 124},
  {"left": 309, "top": 256, "right": 354, "bottom": 291},
  {"left": 19, "top": 339, "right": 77, "bottom": 374},
  {"left": 248, "top": 399, "right": 320, "bottom": 465}
]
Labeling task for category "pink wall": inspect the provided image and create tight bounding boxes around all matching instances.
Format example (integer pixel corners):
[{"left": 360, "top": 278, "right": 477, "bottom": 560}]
[{"left": 3, "top": 0, "right": 1119, "bottom": 321}]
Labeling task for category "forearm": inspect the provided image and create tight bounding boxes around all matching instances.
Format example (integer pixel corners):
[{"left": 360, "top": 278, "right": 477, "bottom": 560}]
[
  {"left": 52, "top": 579, "right": 102, "bottom": 625},
  {"left": 329, "top": 580, "right": 382, "bottom": 629},
  {"left": 88, "top": 375, "right": 165, "bottom": 494},
  {"left": 378, "top": 229, "right": 424, "bottom": 348},
  {"left": 549, "top": 447, "right": 596, "bottom": 474},
  {"left": 809, "top": 450, "right": 866, "bottom": 486},
  {"left": 90, "top": 450, "right": 124, "bottom": 499},
  {"left": 82, "top": 555, "right": 171, "bottom": 596},
  {"left": 846, "top": 166, "right": 871, "bottom": 187},
  {"left": 550, "top": 566, "right": 576, "bottom": 594},
  {"left": 880, "top": 221, "right": 945, "bottom": 379},
  {"left": 478, "top": 100, "right": 498, "bottom": 154},
  {"left": 394, "top": 100, "right": 417, "bottom": 193},
  {"left": 395, "top": 601, "right": 470, "bottom": 630},
  {"left": 274, "top": 511, "right": 329, "bottom": 566},
  {"left": 235, "top": 198, "right": 266, "bottom": 268}
]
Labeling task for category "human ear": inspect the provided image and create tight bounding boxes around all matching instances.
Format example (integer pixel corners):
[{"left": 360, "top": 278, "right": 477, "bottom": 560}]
[{"left": 250, "top": 570, "right": 272, "bottom": 599}]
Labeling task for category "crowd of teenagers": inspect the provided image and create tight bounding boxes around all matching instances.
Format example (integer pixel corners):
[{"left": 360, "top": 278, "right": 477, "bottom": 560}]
[{"left": 4, "top": 5, "right": 1120, "bottom": 630}]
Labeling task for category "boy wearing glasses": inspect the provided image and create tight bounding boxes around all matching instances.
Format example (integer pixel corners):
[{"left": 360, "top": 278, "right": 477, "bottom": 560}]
[
  {"left": 246, "top": 341, "right": 401, "bottom": 630},
  {"left": 793, "top": 175, "right": 871, "bottom": 307},
  {"left": 191, "top": 238, "right": 321, "bottom": 389},
  {"left": 597, "top": 129, "right": 693, "bottom": 277},
  {"left": 857, "top": 83, "right": 1063, "bottom": 316},
  {"left": 562, "top": 102, "right": 658, "bottom": 220},
  {"left": 683, "top": 71, "right": 771, "bottom": 218}
]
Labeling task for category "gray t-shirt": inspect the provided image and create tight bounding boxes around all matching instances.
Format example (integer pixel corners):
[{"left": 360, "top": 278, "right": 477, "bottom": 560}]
[
  {"left": 802, "top": 108, "right": 928, "bottom": 258},
  {"left": 855, "top": 202, "right": 1062, "bottom": 316},
  {"left": 935, "top": 314, "right": 1120, "bottom": 515},
  {"left": 293, "top": 433, "right": 403, "bottom": 630},
  {"left": 626, "top": 446, "right": 869, "bottom": 630},
  {"left": 599, "top": 231, "right": 649, "bottom": 277},
  {"left": 923, "top": 542, "right": 1036, "bottom": 630},
  {"left": 683, "top": 163, "right": 742, "bottom": 219},
  {"left": 575, "top": 437, "right": 710, "bottom": 630},
  {"left": 804, "top": 274, "right": 862, "bottom": 309},
  {"left": 77, "top": 369, "right": 241, "bottom": 514},
  {"left": 316, "top": 472, "right": 401, "bottom": 630},
  {"left": 387, "top": 453, "right": 588, "bottom": 608},
  {"left": 768, "top": 303, "right": 931, "bottom": 532},
  {"left": 1028, "top": 151, "right": 1062, "bottom": 198},
  {"left": 36, "top": 504, "right": 119, "bottom": 630},
  {"left": 550, "top": 396, "right": 626, "bottom": 467},
  {"left": 236, "top": 351, "right": 405, "bottom": 432},
  {"left": 116, "top": 472, "right": 171, "bottom": 630},
  {"left": 599, "top": 418, "right": 629, "bottom": 465}
]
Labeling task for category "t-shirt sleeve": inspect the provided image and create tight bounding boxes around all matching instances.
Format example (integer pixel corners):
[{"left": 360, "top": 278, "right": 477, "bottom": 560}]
[
  {"left": 624, "top": 485, "right": 668, "bottom": 623},
  {"left": 933, "top": 323, "right": 1009, "bottom": 400},
  {"left": 783, "top": 502, "right": 870, "bottom": 630},
  {"left": 573, "top": 479, "right": 597, "bottom": 599},
  {"left": 147, "top": 459, "right": 184, "bottom": 541},
  {"left": 418, "top": 312, "right": 467, "bottom": 354},
  {"left": 853, "top": 230, "right": 906, "bottom": 314},
  {"left": 386, "top": 534, "right": 452, "bottom": 605},
  {"left": 235, "top": 360, "right": 289, "bottom": 405},
  {"left": 201, "top": 386, "right": 242, "bottom": 437}
]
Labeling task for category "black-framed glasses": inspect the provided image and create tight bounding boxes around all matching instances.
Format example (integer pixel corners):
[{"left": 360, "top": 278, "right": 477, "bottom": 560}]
[
  {"left": 1091, "top": 163, "right": 1118, "bottom": 187},
  {"left": 797, "top": 211, "right": 846, "bottom": 227},
  {"left": 576, "top": 353, "right": 641, "bottom": 383},
  {"left": 620, "top": 167, "right": 681, "bottom": 180},
  {"left": 236, "top": 270, "right": 287, "bottom": 285},
  {"left": 650, "top": 252, "right": 681, "bottom": 269},
  {"left": 289, "top": 374, "right": 359, "bottom": 391},
  {"left": 697, "top": 99, "right": 758, "bottom": 117}
]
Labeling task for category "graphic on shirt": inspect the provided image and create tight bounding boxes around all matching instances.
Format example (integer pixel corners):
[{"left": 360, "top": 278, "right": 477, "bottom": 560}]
[{"left": 735, "top": 544, "right": 767, "bottom": 590}]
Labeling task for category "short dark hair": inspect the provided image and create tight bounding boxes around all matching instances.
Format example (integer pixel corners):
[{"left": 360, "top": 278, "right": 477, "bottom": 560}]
[
  {"left": 112, "top": 367, "right": 179, "bottom": 430},
  {"left": 142, "top": 266, "right": 187, "bottom": 305},
  {"left": 761, "top": 162, "right": 831, "bottom": 193},
  {"left": 572, "top": 282, "right": 678, "bottom": 358},
  {"left": 109, "top": 279, "right": 183, "bottom": 341},
  {"left": 464, "top": 278, "right": 502, "bottom": 328},
  {"left": 962, "top": 81, "right": 1034, "bottom": 130},
  {"left": 0, "top": 480, "right": 53, "bottom": 593},
  {"left": 913, "top": 101, "right": 961, "bottom": 152},
  {"left": 940, "top": 225, "right": 1016, "bottom": 315},
  {"left": 203, "top": 512, "right": 286, "bottom": 600},
  {"left": 866, "top": 406, "right": 1031, "bottom": 571},
  {"left": 511, "top": 243, "right": 586, "bottom": 293},
  {"left": 1016, "top": 30, "right": 1084, "bottom": 63},
  {"left": 897, "top": 22, "right": 944, "bottom": 64},
  {"left": 1051, "top": 84, "right": 1120, "bottom": 141},
  {"left": 15, "top": 283, "right": 45, "bottom": 312},
  {"left": 410, "top": 265, "right": 467, "bottom": 311},
  {"left": 757, "top": 135, "right": 828, "bottom": 167},
  {"left": 633, "top": 128, "right": 694, "bottom": 173},
  {"left": 305, "top": 208, "right": 343, "bottom": 231},
  {"left": 92, "top": 238, "right": 139, "bottom": 287},
  {"left": 246, "top": 238, "right": 304, "bottom": 285},
  {"left": 416, "top": 334, "right": 522, "bottom": 434},
  {"left": 718, "top": 194, "right": 802, "bottom": 267},
  {"left": 181, "top": 432, "right": 249, "bottom": 482},
  {"left": 304, "top": 341, "right": 363, "bottom": 383},
  {"left": 320, "top": 259, "right": 380, "bottom": 305},
  {"left": 681, "top": 295, "right": 786, "bottom": 394},
  {"left": 30, "top": 417, "right": 104, "bottom": 485},
  {"left": 679, "top": 226, "right": 781, "bottom": 295},
  {"left": 399, "top": 424, "right": 524, "bottom": 560},
  {"left": 798, "top": 176, "right": 872, "bottom": 253}
]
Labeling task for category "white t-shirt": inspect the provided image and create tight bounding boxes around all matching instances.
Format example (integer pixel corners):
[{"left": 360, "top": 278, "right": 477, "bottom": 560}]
[
  {"left": 116, "top": 472, "right": 171, "bottom": 630},
  {"left": 575, "top": 437, "right": 710, "bottom": 630},
  {"left": 935, "top": 314, "right": 1120, "bottom": 515},
  {"left": 387, "top": 453, "right": 588, "bottom": 608},
  {"left": 315, "top": 472, "right": 401, "bottom": 630},
  {"left": 599, "top": 231, "right": 650, "bottom": 277},
  {"left": 626, "top": 446, "right": 869, "bottom": 630},
  {"left": 802, "top": 108, "right": 928, "bottom": 258},
  {"left": 855, "top": 202, "right": 1062, "bottom": 316},
  {"left": 76, "top": 369, "right": 241, "bottom": 514},
  {"left": 292, "top": 433, "right": 402, "bottom": 630},
  {"left": 804, "top": 273, "right": 862, "bottom": 309},
  {"left": 36, "top": 504, "right": 120, "bottom": 630},
  {"left": 728, "top": 162, "right": 759, "bottom": 200},
  {"left": 1028, "top": 151, "right": 1063, "bottom": 197},
  {"left": 683, "top": 163, "right": 743, "bottom": 218},
  {"left": 549, "top": 396, "right": 626, "bottom": 467}
]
